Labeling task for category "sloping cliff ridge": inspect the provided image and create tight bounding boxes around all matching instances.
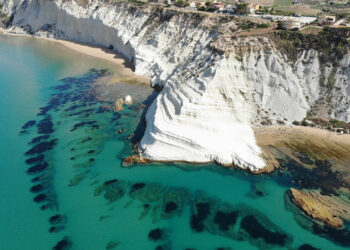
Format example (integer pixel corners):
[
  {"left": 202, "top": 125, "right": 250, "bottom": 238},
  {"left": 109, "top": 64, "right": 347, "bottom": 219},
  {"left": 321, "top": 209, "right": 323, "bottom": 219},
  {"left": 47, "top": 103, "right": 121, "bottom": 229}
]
[{"left": 1, "top": 0, "right": 349, "bottom": 171}]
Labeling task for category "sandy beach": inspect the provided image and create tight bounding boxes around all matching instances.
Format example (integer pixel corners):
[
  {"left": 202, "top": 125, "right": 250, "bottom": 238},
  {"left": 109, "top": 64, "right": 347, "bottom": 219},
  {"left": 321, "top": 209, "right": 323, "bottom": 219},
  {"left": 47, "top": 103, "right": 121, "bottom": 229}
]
[{"left": 0, "top": 27, "right": 150, "bottom": 86}]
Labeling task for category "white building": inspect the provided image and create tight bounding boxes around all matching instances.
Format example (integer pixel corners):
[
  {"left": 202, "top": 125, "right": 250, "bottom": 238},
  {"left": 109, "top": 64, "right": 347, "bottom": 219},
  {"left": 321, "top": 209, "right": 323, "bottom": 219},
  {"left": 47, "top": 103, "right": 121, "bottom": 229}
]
[
  {"left": 284, "top": 18, "right": 301, "bottom": 29},
  {"left": 189, "top": 2, "right": 196, "bottom": 8},
  {"left": 226, "top": 4, "right": 235, "bottom": 12}
]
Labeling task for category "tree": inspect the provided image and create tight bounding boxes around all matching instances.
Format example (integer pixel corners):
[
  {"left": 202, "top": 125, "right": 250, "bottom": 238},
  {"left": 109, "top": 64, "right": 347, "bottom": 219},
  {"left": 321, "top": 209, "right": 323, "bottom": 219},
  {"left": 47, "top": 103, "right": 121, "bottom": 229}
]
[
  {"left": 257, "top": 23, "right": 270, "bottom": 29},
  {"left": 176, "top": 0, "right": 184, "bottom": 7},
  {"left": 336, "top": 44, "right": 347, "bottom": 58},
  {"left": 277, "top": 20, "right": 285, "bottom": 30},
  {"left": 236, "top": 3, "right": 248, "bottom": 15}
]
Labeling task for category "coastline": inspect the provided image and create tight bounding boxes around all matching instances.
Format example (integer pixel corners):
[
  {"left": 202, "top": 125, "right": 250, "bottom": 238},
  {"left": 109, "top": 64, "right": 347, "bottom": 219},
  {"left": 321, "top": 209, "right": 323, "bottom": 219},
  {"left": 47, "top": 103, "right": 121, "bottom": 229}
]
[
  {"left": 2, "top": 28, "right": 350, "bottom": 173},
  {"left": 255, "top": 125, "right": 350, "bottom": 146},
  {"left": 123, "top": 125, "right": 350, "bottom": 174},
  {"left": 0, "top": 27, "right": 150, "bottom": 86},
  {"left": 255, "top": 125, "right": 350, "bottom": 172}
]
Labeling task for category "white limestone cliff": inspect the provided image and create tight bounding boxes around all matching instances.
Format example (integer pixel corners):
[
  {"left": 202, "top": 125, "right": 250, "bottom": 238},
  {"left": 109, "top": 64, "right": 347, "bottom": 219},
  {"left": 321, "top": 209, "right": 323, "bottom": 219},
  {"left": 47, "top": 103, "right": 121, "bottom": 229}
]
[{"left": 1, "top": 0, "right": 349, "bottom": 171}]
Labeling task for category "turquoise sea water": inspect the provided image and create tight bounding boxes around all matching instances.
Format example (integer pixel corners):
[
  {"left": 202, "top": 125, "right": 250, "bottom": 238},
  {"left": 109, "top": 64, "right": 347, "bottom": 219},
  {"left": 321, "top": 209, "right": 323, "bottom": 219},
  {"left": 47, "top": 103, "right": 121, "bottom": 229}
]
[{"left": 0, "top": 34, "right": 349, "bottom": 250}]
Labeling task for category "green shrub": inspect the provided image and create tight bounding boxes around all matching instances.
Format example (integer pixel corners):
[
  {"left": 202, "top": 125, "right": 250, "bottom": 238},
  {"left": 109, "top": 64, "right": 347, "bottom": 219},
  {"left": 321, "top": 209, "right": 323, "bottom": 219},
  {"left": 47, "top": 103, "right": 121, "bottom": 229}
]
[
  {"left": 257, "top": 23, "right": 270, "bottom": 29},
  {"left": 273, "top": 28, "right": 350, "bottom": 64}
]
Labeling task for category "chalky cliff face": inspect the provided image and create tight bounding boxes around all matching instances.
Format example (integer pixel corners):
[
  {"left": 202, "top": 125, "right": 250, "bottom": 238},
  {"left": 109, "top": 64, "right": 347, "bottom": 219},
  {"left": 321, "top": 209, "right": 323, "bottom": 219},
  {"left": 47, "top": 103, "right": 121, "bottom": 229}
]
[{"left": 1, "top": 0, "right": 350, "bottom": 171}]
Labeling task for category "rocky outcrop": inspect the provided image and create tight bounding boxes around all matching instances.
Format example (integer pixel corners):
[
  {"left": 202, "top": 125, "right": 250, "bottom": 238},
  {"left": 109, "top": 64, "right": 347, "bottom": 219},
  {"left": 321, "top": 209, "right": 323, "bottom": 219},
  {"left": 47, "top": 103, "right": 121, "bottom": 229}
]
[
  {"left": 289, "top": 188, "right": 350, "bottom": 229},
  {"left": 1, "top": 0, "right": 349, "bottom": 171},
  {"left": 114, "top": 95, "right": 133, "bottom": 111}
]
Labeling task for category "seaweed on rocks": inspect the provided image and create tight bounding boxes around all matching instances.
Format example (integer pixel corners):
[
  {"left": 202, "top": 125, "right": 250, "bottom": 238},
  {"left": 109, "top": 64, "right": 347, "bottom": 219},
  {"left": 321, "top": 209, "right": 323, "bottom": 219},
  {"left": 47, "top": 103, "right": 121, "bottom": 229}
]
[
  {"left": 53, "top": 236, "right": 72, "bottom": 250},
  {"left": 148, "top": 228, "right": 163, "bottom": 241},
  {"left": 70, "top": 121, "right": 98, "bottom": 131},
  {"left": 25, "top": 139, "right": 57, "bottom": 155},
  {"left": 188, "top": 195, "right": 292, "bottom": 248},
  {"left": 131, "top": 182, "right": 146, "bottom": 191},
  {"left": 164, "top": 201, "right": 178, "bottom": 213},
  {"left": 33, "top": 193, "right": 47, "bottom": 203},
  {"left": 106, "top": 241, "right": 120, "bottom": 250},
  {"left": 277, "top": 156, "right": 348, "bottom": 196},
  {"left": 25, "top": 155, "right": 44, "bottom": 164},
  {"left": 22, "top": 120, "right": 36, "bottom": 129},
  {"left": 311, "top": 223, "right": 350, "bottom": 247},
  {"left": 27, "top": 161, "right": 49, "bottom": 174},
  {"left": 298, "top": 244, "right": 321, "bottom": 250},
  {"left": 30, "top": 184, "right": 44, "bottom": 193},
  {"left": 214, "top": 211, "right": 239, "bottom": 231},
  {"left": 21, "top": 70, "right": 108, "bottom": 245},
  {"left": 190, "top": 202, "right": 211, "bottom": 232},
  {"left": 37, "top": 116, "right": 54, "bottom": 134},
  {"left": 49, "top": 225, "right": 65, "bottom": 233},
  {"left": 94, "top": 179, "right": 126, "bottom": 203},
  {"left": 240, "top": 215, "right": 288, "bottom": 246},
  {"left": 81, "top": 137, "right": 92, "bottom": 143},
  {"left": 105, "top": 179, "right": 118, "bottom": 185},
  {"left": 49, "top": 214, "right": 67, "bottom": 225},
  {"left": 29, "top": 135, "right": 50, "bottom": 145}
]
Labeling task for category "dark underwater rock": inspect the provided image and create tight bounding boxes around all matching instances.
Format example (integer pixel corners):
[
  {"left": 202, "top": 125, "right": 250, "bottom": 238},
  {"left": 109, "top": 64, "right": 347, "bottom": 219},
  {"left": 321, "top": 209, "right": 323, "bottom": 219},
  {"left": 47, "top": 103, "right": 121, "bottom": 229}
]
[
  {"left": 25, "top": 139, "right": 57, "bottom": 155},
  {"left": 190, "top": 202, "right": 210, "bottom": 232},
  {"left": 53, "top": 236, "right": 72, "bottom": 250},
  {"left": 214, "top": 211, "right": 239, "bottom": 231},
  {"left": 311, "top": 223, "right": 350, "bottom": 247},
  {"left": 165, "top": 201, "right": 178, "bottom": 213},
  {"left": 298, "top": 244, "right": 320, "bottom": 250},
  {"left": 37, "top": 116, "right": 54, "bottom": 134},
  {"left": 22, "top": 120, "right": 36, "bottom": 129},
  {"left": 240, "top": 215, "right": 287, "bottom": 246},
  {"left": 131, "top": 183, "right": 146, "bottom": 191},
  {"left": 49, "top": 214, "right": 67, "bottom": 225},
  {"left": 25, "top": 155, "right": 44, "bottom": 164},
  {"left": 70, "top": 121, "right": 97, "bottom": 131},
  {"left": 27, "top": 162, "right": 48, "bottom": 174},
  {"left": 29, "top": 135, "right": 50, "bottom": 145},
  {"left": 49, "top": 225, "right": 65, "bottom": 233},
  {"left": 30, "top": 184, "right": 44, "bottom": 193},
  {"left": 104, "top": 179, "right": 118, "bottom": 185},
  {"left": 148, "top": 228, "right": 163, "bottom": 241},
  {"left": 33, "top": 193, "right": 47, "bottom": 203},
  {"left": 81, "top": 137, "right": 92, "bottom": 143}
]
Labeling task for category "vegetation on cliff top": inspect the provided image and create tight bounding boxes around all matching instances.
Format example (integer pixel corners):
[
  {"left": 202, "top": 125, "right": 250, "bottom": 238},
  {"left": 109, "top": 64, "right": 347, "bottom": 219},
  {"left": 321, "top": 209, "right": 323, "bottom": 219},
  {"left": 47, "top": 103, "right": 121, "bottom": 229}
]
[{"left": 272, "top": 27, "right": 350, "bottom": 63}]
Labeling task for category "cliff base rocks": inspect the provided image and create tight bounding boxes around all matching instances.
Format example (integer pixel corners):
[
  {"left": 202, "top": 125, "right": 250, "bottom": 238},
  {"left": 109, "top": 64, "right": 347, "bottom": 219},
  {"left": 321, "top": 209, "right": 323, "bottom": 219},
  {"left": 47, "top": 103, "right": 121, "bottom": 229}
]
[{"left": 289, "top": 188, "right": 350, "bottom": 229}]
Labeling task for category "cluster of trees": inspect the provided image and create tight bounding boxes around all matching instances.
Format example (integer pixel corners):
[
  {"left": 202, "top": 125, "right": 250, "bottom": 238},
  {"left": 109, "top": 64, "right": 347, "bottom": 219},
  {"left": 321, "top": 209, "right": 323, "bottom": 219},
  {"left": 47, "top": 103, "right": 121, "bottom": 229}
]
[
  {"left": 328, "top": 1, "right": 350, "bottom": 8},
  {"left": 238, "top": 20, "right": 270, "bottom": 30},
  {"left": 175, "top": 0, "right": 188, "bottom": 8},
  {"left": 196, "top": 2, "right": 219, "bottom": 12},
  {"left": 274, "top": 28, "right": 350, "bottom": 62},
  {"left": 235, "top": 3, "right": 248, "bottom": 15}
]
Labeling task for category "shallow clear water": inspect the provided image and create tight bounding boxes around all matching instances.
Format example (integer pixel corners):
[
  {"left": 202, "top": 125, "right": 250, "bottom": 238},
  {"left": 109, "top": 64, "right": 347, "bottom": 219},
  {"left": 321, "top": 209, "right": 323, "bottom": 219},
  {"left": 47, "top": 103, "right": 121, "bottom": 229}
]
[{"left": 0, "top": 34, "right": 348, "bottom": 250}]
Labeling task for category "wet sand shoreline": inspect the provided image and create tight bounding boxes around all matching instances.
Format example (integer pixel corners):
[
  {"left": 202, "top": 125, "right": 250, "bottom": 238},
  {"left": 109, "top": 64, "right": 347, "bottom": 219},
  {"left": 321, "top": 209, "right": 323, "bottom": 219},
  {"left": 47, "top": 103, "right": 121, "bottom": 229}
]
[{"left": 0, "top": 27, "right": 150, "bottom": 86}]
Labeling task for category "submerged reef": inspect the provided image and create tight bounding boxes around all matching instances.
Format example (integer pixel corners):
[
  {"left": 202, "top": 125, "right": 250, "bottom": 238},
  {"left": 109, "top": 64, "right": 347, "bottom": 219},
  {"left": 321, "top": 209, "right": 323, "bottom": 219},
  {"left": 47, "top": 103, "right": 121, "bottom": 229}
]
[{"left": 20, "top": 69, "right": 111, "bottom": 248}]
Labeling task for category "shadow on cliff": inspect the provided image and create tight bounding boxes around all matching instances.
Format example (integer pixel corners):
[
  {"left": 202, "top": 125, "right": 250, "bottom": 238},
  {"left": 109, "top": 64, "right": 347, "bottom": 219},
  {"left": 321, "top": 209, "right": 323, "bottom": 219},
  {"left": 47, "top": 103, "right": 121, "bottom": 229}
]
[{"left": 131, "top": 91, "right": 158, "bottom": 144}]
